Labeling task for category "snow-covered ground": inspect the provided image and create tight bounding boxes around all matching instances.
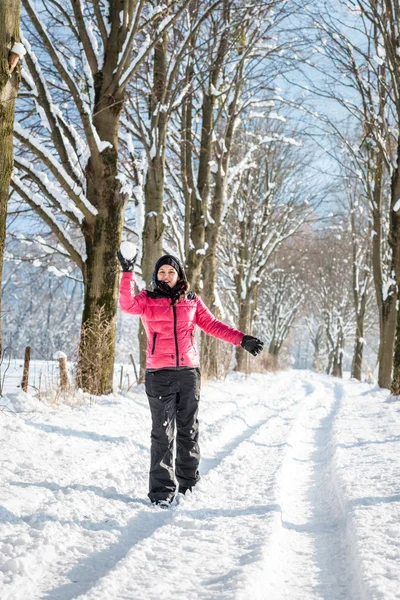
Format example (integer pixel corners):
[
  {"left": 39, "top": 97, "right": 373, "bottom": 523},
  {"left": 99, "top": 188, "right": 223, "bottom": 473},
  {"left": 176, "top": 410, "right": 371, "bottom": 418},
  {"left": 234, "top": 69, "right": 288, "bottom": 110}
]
[{"left": 1, "top": 366, "right": 399, "bottom": 600}]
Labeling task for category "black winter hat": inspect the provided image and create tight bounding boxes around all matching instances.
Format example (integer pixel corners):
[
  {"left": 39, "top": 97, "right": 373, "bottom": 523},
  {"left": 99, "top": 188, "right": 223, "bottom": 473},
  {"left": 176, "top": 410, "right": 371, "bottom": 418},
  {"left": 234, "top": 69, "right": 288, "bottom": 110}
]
[{"left": 152, "top": 254, "right": 186, "bottom": 290}]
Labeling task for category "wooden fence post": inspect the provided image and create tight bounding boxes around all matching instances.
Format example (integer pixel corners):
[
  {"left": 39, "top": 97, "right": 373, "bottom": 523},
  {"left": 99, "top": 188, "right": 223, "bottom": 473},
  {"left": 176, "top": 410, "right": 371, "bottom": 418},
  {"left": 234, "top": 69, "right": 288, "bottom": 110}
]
[
  {"left": 21, "top": 346, "right": 31, "bottom": 392},
  {"left": 53, "top": 351, "right": 69, "bottom": 390}
]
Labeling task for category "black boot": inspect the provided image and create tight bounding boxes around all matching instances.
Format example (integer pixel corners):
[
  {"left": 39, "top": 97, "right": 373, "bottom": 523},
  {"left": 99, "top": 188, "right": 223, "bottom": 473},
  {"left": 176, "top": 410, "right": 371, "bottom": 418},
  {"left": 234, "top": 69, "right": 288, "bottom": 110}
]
[{"left": 153, "top": 498, "right": 172, "bottom": 509}]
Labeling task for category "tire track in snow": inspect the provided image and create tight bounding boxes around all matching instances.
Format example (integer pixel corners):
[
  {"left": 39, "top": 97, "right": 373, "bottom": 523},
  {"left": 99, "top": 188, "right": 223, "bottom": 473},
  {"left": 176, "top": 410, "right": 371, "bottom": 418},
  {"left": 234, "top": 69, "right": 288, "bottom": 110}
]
[
  {"left": 199, "top": 375, "right": 307, "bottom": 477},
  {"left": 12, "top": 377, "right": 295, "bottom": 600},
  {"left": 66, "top": 373, "right": 313, "bottom": 600},
  {"left": 249, "top": 376, "right": 360, "bottom": 600}
]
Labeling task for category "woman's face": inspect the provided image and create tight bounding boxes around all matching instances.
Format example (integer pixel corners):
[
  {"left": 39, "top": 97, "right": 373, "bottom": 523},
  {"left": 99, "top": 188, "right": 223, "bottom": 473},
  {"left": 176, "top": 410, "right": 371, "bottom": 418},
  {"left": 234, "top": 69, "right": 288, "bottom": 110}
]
[{"left": 157, "top": 265, "right": 179, "bottom": 288}]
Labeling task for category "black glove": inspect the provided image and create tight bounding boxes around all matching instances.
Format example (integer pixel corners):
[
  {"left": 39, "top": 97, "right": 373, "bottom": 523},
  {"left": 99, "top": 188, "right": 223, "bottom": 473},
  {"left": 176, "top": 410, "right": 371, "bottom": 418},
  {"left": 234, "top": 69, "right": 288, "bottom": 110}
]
[
  {"left": 117, "top": 250, "right": 136, "bottom": 272},
  {"left": 241, "top": 335, "right": 264, "bottom": 356}
]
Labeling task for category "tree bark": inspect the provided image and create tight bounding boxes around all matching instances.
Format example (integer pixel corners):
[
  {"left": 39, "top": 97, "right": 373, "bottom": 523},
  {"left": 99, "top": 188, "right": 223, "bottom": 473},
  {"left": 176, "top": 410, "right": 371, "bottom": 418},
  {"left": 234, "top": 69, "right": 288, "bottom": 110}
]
[
  {"left": 0, "top": 0, "right": 21, "bottom": 353},
  {"left": 200, "top": 171, "right": 227, "bottom": 378},
  {"left": 311, "top": 325, "right": 324, "bottom": 372},
  {"left": 392, "top": 305, "right": 400, "bottom": 395},
  {"left": 351, "top": 315, "right": 364, "bottom": 381},
  {"left": 200, "top": 75, "right": 241, "bottom": 377},
  {"left": 379, "top": 295, "right": 396, "bottom": 387},
  {"left": 185, "top": 8, "right": 230, "bottom": 291},
  {"left": 389, "top": 139, "right": 400, "bottom": 394},
  {"left": 138, "top": 24, "right": 169, "bottom": 381},
  {"left": 350, "top": 204, "right": 370, "bottom": 382},
  {"left": 77, "top": 159, "right": 125, "bottom": 394},
  {"left": 235, "top": 289, "right": 255, "bottom": 373},
  {"left": 181, "top": 58, "right": 196, "bottom": 263},
  {"left": 324, "top": 313, "right": 343, "bottom": 377},
  {"left": 76, "top": 19, "right": 128, "bottom": 393},
  {"left": 332, "top": 328, "right": 344, "bottom": 378},
  {"left": 370, "top": 150, "right": 397, "bottom": 388}
]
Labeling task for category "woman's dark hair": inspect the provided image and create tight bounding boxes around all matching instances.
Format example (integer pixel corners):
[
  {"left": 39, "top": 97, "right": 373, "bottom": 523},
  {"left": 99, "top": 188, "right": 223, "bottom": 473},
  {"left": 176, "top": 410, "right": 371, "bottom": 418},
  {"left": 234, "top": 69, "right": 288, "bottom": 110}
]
[{"left": 171, "top": 277, "right": 190, "bottom": 306}]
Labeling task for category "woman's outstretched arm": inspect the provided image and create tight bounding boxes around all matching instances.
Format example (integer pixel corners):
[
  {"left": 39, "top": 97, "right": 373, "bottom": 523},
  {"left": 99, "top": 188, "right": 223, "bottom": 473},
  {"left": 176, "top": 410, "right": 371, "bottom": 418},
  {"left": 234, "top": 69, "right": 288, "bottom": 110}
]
[{"left": 195, "top": 295, "right": 244, "bottom": 345}]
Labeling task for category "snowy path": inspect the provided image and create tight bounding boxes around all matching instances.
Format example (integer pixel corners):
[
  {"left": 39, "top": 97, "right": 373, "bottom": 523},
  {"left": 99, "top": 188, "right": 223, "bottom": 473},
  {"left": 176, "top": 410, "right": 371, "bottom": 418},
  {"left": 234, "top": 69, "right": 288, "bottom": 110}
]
[
  {"left": 1, "top": 369, "right": 400, "bottom": 599},
  {"left": 260, "top": 379, "right": 353, "bottom": 600}
]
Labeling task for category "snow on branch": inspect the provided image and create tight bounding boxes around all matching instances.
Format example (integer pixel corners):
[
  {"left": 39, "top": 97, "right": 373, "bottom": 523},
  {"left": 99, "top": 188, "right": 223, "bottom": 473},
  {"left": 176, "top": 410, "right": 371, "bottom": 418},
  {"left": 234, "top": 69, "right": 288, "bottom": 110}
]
[
  {"left": 117, "top": 0, "right": 192, "bottom": 92},
  {"left": 14, "top": 123, "right": 97, "bottom": 219},
  {"left": 20, "top": 32, "right": 84, "bottom": 188},
  {"left": 70, "top": 0, "right": 100, "bottom": 73},
  {"left": 14, "top": 156, "right": 84, "bottom": 225},
  {"left": 22, "top": 0, "right": 103, "bottom": 160},
  {"left": 11, "top": 176, "right": 86, "bottom": 273}
]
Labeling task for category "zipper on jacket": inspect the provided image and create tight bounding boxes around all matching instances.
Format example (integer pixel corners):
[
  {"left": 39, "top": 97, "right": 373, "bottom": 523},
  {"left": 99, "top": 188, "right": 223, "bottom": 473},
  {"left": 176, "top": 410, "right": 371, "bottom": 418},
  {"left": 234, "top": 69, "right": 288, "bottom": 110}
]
[
  {"left": 173, "top": 306, "right": 179, "bottom": 367},
  {"left": 151, "top": 333, "right": 157, "bottom": 355}
]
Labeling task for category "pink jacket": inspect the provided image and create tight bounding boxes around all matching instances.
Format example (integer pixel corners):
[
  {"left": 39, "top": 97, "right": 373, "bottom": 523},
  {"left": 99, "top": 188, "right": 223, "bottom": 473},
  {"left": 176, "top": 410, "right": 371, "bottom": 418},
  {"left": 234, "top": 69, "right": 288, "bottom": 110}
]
[{"left": 119, "top": 272, "right": 244, "bottom": 369}]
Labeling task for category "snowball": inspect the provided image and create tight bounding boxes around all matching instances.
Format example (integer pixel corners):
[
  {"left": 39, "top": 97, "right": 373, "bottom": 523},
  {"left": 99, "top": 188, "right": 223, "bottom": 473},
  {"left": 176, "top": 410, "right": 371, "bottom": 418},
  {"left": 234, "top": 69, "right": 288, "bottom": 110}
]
[
  {"left": 10, "top": 42, "right": 26, "bottom": 58},
  {"left": 120, "top": 241, "right": 137, "bottom": 260}
]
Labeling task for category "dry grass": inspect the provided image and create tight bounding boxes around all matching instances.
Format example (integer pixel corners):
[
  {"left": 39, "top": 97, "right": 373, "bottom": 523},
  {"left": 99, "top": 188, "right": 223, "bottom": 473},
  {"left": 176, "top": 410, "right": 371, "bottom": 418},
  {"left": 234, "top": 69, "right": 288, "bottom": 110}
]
[{"left": 241, "top": 351, "right": 280, "bottom": 374}]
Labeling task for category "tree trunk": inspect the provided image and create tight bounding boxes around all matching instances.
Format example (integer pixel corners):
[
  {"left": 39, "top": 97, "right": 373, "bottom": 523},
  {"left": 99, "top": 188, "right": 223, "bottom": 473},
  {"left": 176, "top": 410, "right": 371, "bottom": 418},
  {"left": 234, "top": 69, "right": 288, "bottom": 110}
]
[
  {"left": 332, "top": 352, "right": 342, "bottom": 377},
  {"left": 378, "top": 295, "right": 396, "bottom": 388},
  {"left": 332, "top": 332, "right": 343, "bottom": 378},
  {"left": 200, "top": 172, "right": 226, "bottom": 378},
  {"left": 181, "top": 59, "right": 196, "bottom": 264},
  {"left": 389, "top": 137, "right": 400, "bottom": 394},
  {"left": 77, "top": 145, "right": 125, "bottom": 394},
  {"left": 200, "top": 237, "right": 221, "bottom": 378},
  {"left": 235, "top": 294, "right": 253, "bottom": 372},
  {"left": 313, "top": 350, "right": 322, "bottom": 372},
  {"left": 200, "top": 78, "right": 240, "bottom": 377},
  {"left": 370, "top": 150, "right": 397, "bottom": 388},
  {"left": 311, "top": 325, "right": 324, "bottom": 372},
  {"left": 138, "top": 25, "right": 168, "bottom": 381},
  {"left": 326, "top": 350, "right": 333, "bottom": 375},
  {"left": 76, "top": 39, "right": 128, "bottom": 394},
  {"left": 185, "top": 15, "right": 230, "bottom": 291},
  {"left": 324, "top": 314, "right": 335, "bottom": 376},
  {"left": 391, "top": 305, "right": 400, "bottom": 395},
  {"left": 351, "top": 314, "right": 364, "bottom": 381},
  {"left": 139, "top": 161, "right": 165, "bottom": 381},
  {"left": 389, "top": 156, "right": 400, "bottom": 393},
  {"left": 350, "top": 203, "right": 370, "bottom": 381},
  {"left": 268, "top": 340, "right": 281, "bottom": 358},
  {"left": 186, "top": 88, "right": 212, "bottom": 292},
  {"left": 0, "top": 0, "right": 21, "bottom": 353}
]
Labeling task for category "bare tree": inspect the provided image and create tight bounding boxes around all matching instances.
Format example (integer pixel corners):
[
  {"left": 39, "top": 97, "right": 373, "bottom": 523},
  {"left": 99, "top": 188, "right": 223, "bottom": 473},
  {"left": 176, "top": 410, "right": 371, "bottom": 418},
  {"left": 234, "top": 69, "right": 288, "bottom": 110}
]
[
  {"left": 258, "top": 267, "right": 305, "bottom": 366},
  {"left": 312, "top": 227, "right": 355, "bottom": 378},
  {"left": 0, "top": 0, "right": 23, "bottom": 352},
  {"left": 306, "top": 317, "right": 325, "bottom": 372},
  {"left": 13, "top": 0, "right": 189, "bottom": 393},
  {"left": 222, "top": 122, "right": 316, "bottom": 372},
  {"left": 343, "top": 176, "right": 373, "bottom": 380}
]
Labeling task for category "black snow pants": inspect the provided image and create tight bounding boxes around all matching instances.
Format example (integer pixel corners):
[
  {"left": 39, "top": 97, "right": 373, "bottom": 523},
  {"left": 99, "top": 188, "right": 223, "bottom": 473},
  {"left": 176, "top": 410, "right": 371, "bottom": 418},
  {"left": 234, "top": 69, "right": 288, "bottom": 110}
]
[{"left": 145, "top": 367, "right": 201, "bottom": 503}]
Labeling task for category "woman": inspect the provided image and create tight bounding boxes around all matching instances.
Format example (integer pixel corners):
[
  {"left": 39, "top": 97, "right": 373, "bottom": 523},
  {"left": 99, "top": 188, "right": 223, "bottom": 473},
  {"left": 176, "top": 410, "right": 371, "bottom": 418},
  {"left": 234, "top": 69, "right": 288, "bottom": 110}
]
[{"left": 118, "top": 250, "right": 263, "bottom": 508}]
